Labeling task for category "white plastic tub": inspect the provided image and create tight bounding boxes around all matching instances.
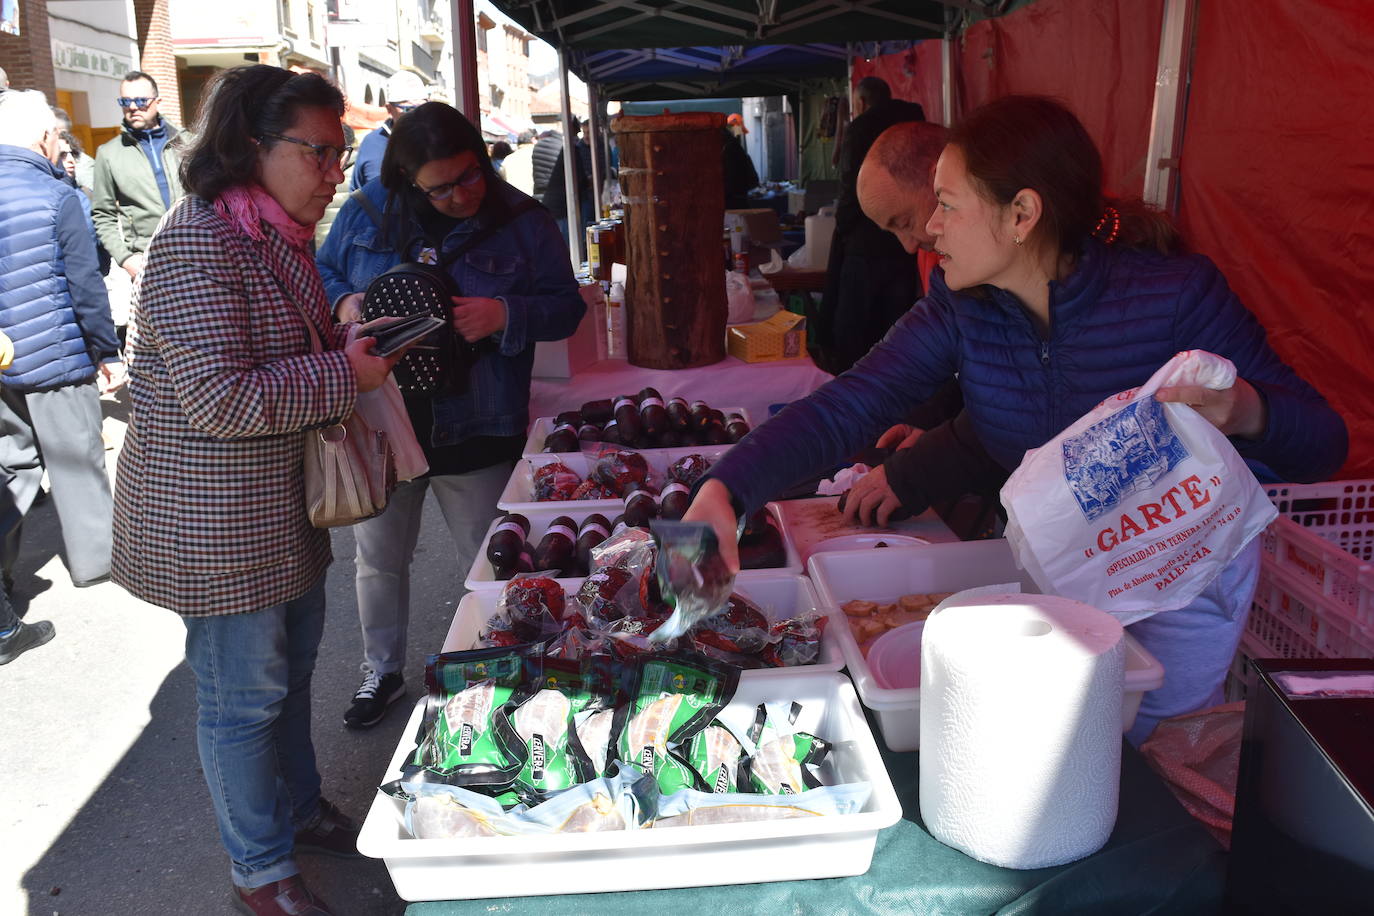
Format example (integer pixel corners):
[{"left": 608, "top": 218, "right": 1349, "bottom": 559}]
[
  {"left": 443, "top": 572, "right": 842, "bottom": 677},
  {"left": 808, "top": 539, "right": 1165, "bottom": 752},
  {"left": 465, "top": 502, "right": 802, "bottom": 590},
  {"left": 357, "top": 671, "right": 902, "bottom": 901},
  {"left": 522, "top": 406, "right": 754, "bottom": 458},
  {"left": 497, "top": 445, "right": 732, "bottom": 513}
]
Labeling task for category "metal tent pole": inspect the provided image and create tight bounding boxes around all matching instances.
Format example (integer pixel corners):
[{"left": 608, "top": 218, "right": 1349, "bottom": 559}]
[
  {"left": 587, "top": 82, "right": 604, "bottom": 220},
  {"left": 450, "top": 0, "right": 480, "bottom": 120},
  {"left": 1143, "top": 0, "right": 1197, "bottom": 212},
  {"left": 558, "top": 46, "right": 584, "bottom": 265}
]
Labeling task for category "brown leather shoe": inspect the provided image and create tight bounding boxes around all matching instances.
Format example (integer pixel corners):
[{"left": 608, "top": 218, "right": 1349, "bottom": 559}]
[
  {"left": 233, "top": 875, "right": 333, "bottom": 916},
  {"left": 294, "top": 798, "right": 362, "bottom": 858}
]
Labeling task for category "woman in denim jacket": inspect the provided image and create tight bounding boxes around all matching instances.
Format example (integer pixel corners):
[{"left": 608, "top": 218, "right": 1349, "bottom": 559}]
[{"left": 317, "top": 102, "right": 584, "bottom": 729}]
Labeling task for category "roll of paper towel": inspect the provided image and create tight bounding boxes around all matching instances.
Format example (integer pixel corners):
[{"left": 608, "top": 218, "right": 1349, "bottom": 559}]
[{"left": 919, "top": 593, "right": 1125, "bottom": 869}]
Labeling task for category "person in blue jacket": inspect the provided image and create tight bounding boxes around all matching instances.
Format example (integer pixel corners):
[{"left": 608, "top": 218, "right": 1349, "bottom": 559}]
[
  {"left": 688, "top": 96, "right": 1347, "bottom": 744},
  {"left": 0, "top": 89, "right": 121, "bottom": 591},
  {"left": 318, "top": 101, "right": 585, "bottom": 729}
]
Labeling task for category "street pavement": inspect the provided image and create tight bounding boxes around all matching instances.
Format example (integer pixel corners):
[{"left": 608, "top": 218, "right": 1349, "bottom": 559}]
[{"left": 1, "top": 389, "right": 467, "bottom": 915}]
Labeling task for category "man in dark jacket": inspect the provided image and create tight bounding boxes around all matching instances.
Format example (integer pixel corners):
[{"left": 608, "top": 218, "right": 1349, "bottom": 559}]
[
  {"left": 542, "top": 122, "right": 593, "bottom": 245},
  {"left": 530, "top": 129, "right": 563, "bottom": 201},
  {"left": 0, "top": 90, "right": 120, "bottom": 589},
  {"left": 815, "top": 78, "right": 930, "bottom": 375},
  {"left": 92, "top": 70, "right": 185, "bottom": 342}
]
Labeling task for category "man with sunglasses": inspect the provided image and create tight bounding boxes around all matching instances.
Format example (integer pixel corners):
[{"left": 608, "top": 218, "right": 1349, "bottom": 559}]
[
  {"left": 91, "top": 71, "right": 186, "bottom": 342},
  {"left": 350, "top": 69, "right": 429, "bottom": 191}
]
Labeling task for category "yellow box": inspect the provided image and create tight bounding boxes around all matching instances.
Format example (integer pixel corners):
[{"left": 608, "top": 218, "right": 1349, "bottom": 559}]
[{"left": 727, "top": 311, "right": 807, "bottom": 363}]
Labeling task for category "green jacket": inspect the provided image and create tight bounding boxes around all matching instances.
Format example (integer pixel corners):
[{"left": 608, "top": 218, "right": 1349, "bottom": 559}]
[{"left": 91, "top": 121, "right": 186, "bottom": 267}]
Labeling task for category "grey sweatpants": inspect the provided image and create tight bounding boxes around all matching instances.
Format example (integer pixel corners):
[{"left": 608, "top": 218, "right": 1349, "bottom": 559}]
[
  {"left": 0, "top": 381, "right": 113, "bottom": 585},
  {"left": 353, "top": 461, "right": 512, "bottom": 676}
]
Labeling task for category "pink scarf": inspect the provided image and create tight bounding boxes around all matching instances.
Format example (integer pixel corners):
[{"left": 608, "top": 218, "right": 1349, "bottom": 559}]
[{"left": 214, "top": 184, "right": 317, "bottom": 251}]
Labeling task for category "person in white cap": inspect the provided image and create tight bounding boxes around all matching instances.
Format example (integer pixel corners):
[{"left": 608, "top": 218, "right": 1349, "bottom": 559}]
[{"left": 351, "top": 69, "right": 428, "bottom": 190}]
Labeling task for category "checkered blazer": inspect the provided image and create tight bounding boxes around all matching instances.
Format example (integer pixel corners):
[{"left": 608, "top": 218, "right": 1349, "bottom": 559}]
[{"left": 112, "top": 195, "right": 357, "bottom": 616}]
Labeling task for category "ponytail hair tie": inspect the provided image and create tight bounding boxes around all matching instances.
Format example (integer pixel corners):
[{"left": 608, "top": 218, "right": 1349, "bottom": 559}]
[{"left": 1093, "top": 205, "right": 1121, "bottom": 245}]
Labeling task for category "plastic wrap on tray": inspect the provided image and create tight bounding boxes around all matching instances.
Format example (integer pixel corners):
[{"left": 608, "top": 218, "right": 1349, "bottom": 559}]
[
  {"left": 652, "top": 782, "right": 873, "bottom": 828},
  {"left": 615, "top": 654, "right": 740, "bottom": 795},
  {"left": 533, "top": 461, "right": 581, "bottom": 501},
  {"left": 403, "top": 645, "right": 544, "bottom": 789},
  {"left": 742, "top": 701, "right": 831, "bottom": 795},
  {"left": 590, "top": 450, "right": 651, "bottom": 496}
]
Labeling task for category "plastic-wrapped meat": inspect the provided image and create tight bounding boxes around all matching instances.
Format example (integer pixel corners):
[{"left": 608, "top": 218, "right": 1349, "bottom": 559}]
[
  {"left": 666, "top": 453, "right": 711, "bottom": 488},
  {"left": 441, "top": 681, "right": 495, "bottom": 753},
  {"left": 512, "top": 690, "right": 570, "bottom": 781},
  {"left": 762, "top": 614, "right": 828, "bottom": 667},
  {"left": 750, "top": 736, "right": 807, "bottom": 794},
  {"left": 533, "top": 461, "right": 581, "bottom": 501},
  {"left": 690, "top": 724, "right": 743, "bottom": 793},
  {"left": 576, "top": 566, "right": 633, "bottom": 624},
  {"left": 625, "top": 694, "right": 682, "bottom": 771},
  {"left": 500, "top": 576, "right": 567, "bottom": 641},
  {"left": 576, "top": 708, "right": 616, "bottom": 776},
  {"left": 411, "top": 795, "right": 500, "bottom": 838},
  {"left": 556, "top": 792, "right": 627, "bottom": 833},
  {"left": 571, "top": 479, "right": 617, "bottom": 501},
  {"left": 654, "top": 805, "right": 814, "bottom": 828},
  {"left": 590, "top": 451, "right": 650, "bottom": 495}
]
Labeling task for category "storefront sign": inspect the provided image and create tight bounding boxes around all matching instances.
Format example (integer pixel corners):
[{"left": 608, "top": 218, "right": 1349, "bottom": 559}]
[{"left": 52, "top": 39, "right": 133, "bottom": 78}]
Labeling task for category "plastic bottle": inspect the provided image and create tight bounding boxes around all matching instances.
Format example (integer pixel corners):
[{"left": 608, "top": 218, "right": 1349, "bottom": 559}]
[
  {"left": 637, "top": 386, "right": 669, "bottom": 439},
  {"left": 575, "top": 514, "right": 612, "bottom": 574},
  {"left": 659, "top": 482, "right": 691, "bottom": 520},
  {"left": 533, "top": 515, "right": 578, "bottom": 574},
  {"left": 487, "top": 513, "right": 531, "bottom": 573},
  {"left": 612, "top": 394, "right": 642, "bottom": 443},
  {"left": 606, "top": 281, "right": 627, "bottom": 360}
]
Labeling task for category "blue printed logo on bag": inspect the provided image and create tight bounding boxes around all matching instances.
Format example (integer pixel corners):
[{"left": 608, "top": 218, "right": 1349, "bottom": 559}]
[{"left": 1001, "top": 351, "right": 1276, "bottom": 623}]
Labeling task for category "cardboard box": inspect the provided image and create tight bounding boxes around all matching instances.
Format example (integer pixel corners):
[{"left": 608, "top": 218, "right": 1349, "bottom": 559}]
[
  {"left": 727, "top": 310, "right": 806, "bottom": 363},
  {"left": 724, "top": 208, "right": 783, "bottom": 245}
]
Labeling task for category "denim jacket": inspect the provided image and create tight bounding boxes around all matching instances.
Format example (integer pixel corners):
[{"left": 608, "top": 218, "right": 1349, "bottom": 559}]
[{"left": 317, "top": 177, "right": 584, "bottom": 444}]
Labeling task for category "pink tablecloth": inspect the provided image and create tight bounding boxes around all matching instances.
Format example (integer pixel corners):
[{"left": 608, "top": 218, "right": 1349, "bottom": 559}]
[{"left": 530, "top": 356, "right": 833, "bottom": 426}]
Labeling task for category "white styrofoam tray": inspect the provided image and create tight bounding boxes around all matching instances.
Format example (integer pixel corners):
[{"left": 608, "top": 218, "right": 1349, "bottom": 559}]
[
  {"left": 522, "top": 406, "right": 754, "bottom": 458},
  {"left": 444, "top": 572, "right": 841, "bottom": 677},
  {"left": 357, "top": 671, "right": 902, "bottom": 902},
  {"left": 465, "top": 502, "right": 802, "bottom": 589},
  {"left": 497, "top": 445, "right": 732, "bottom": 513},
  {"left": 808, "top": 539, "right": 1165, "bottom": 752}
]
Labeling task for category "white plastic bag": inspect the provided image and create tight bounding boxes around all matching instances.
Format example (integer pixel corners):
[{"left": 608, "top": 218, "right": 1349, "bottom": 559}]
[
  {"left": 347, "top": 324, "right": 429, "bottom": 482},
  {"left": 725, "top": 270, "right": 755, "bottom": 324},
  {"left": 1001, "top": 350, "right": 1277, "bottom": 624}
]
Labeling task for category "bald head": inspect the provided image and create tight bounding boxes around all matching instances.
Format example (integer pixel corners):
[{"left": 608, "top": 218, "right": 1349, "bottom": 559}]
[{"left": 857, "top": 121, "right": 948, "bottom": 253}]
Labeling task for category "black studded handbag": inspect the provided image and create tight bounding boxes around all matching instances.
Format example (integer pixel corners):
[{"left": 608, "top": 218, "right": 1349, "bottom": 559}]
[
  {"left": 362, "top": 261, "right": 476, "bottom": 396},
  {"left": 350, "top": 189, "right": 541, "bottom": 398}
]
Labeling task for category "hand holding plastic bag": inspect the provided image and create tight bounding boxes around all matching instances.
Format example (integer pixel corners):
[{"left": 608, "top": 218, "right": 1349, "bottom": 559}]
[{"left": 1001, "top": 350, "right": 1277, "bottom": 624}]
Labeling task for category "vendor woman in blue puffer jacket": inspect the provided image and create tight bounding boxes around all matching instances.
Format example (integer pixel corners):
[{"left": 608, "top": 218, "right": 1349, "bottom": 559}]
[{"left": 688, "top": 95, "right": 1347, "bottom": 744}]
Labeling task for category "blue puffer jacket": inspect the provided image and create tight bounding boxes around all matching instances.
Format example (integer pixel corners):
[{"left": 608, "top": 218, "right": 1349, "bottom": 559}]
[
  {"left": 317, "top": 176, "right": 584, "bottom": 444},
  {"left": 711, "top": 239, "right": 1348, "bottom": 514},
  {"left": 0, "top": 145, "right": 118, "bottom": 392}
]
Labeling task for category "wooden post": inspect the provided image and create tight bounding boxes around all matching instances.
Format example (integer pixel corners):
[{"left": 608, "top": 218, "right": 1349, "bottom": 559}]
[{"left": 612, "top": 112, "right": 727, "bottom": 370}]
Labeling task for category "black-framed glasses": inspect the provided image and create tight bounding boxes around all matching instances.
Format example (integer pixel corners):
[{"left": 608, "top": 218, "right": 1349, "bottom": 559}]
[
  {"left": 413, "top": 167, "right": 485, "bottom": 201},
  {"left": 116, "top": 96, "right": 157, "bottom": 110},
  {"left": 259, "top": 132, "right": 354, "bottom": 173}
]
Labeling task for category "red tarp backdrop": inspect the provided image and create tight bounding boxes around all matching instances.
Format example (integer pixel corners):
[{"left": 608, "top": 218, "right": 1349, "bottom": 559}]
[
  {"left": 853, "top": 0, "right": 1372, "bottom": 478},
  {"left": 1175, "top": 0, "right": 1374, "bottom": 478}
]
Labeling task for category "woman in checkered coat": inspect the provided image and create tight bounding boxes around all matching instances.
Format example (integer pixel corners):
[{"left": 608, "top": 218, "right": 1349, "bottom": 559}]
[{"left": 111, "top": 67, "right": 399, "bottom": 916}]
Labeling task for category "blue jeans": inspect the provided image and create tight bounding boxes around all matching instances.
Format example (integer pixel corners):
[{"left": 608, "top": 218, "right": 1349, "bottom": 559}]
[
  {"left": 182, "top": 579, "right": 327, "bottom": 889},
  {"left": 1124, "top": 538, "right": 1261, "bottom": 746}
]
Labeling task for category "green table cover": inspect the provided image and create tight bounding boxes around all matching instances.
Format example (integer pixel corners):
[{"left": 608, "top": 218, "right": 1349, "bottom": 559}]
[{"left": 405, "top": 729, "right": 1225, "bottom": 915}]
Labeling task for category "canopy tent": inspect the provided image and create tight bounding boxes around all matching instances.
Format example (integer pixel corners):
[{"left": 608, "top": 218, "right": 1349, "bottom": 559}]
[
  {"left": 580, "top": 43, "right": 849, "bottom": 102},
  {"left": 478, "top": 0, "right": 1373, "bottom": 477},
  {"left": 490, "top": 0, "right": 956, "bottom": 51}
]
